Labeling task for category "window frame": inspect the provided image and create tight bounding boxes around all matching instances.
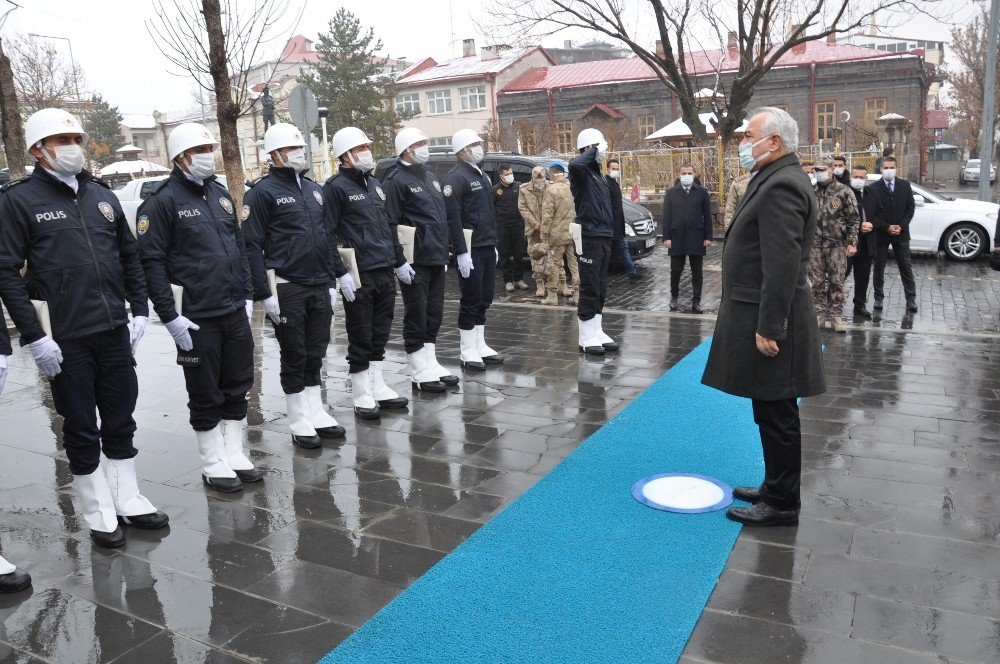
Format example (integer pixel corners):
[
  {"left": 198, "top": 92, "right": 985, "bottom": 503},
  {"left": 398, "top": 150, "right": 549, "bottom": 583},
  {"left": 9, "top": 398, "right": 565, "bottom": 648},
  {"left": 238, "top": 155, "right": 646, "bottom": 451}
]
[
  {"left": 458, "top": 85, "right": 487, "bottom": 112},
  {"left": 863, "top": 97, "right": 887, "bottom": 131},
  {"left": 426, "top": 89, "right": 452, "bottom": 115},
  {"left": 556, "top": 121, "right": 573, "bottom": 153},
  {"left": 814, "top": 101, "right": 836, "bottom": 142},
  {"left": 637, "top": 114, "right": 656, "bottom": 140},
  {"left": 395, "top": 93, "right": 421, "bottom": 115}
]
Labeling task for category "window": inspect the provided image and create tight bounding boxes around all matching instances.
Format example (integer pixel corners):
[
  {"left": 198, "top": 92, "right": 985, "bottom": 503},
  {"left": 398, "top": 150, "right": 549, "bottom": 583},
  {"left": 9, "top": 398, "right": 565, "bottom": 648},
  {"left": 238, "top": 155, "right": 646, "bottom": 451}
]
[
  {"left": 428, "top": 137, "right": 451, "bottom": 147},
  {"left": 556, "top": 121, "right": 573, "bottom": 153},
  {"left": 144, "top": 137, "right": 158, "bottom": 156},
  {"left": 519, "top": 126, "right": 536, "bottom": 155},
  {"left": 396, "top": 93, "right": 420, "bottom": 115},
  {"left": 863, "top": 97, "right": 887, "bottom": 131},
  {"left": 814, "top": 101, "right": 836, "bottom": 141},
  {"left": 637, "top": 114, "right": 656, "bottom": 139},
  {"left": 459, "top": 85, "right": 487, "bottom": 111},
  {"left": 427, "top": 90, "right": 452, "bottom": 115}
]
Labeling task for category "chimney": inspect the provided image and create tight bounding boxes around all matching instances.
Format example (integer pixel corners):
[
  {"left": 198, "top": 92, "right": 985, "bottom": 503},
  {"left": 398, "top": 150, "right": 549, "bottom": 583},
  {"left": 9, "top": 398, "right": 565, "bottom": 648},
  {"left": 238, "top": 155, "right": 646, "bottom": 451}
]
[
  {"left": 564, "top": 40, "right": 574, "bottom": 49},
  {"left": 868, "top": 16, "right": 877, "bottom": 37},
  {"left": 827, "top": 32, "right": 836, "bottom": 44},
  {"left": 787, "top": 23, "right": 802, "bottom": 39},
  {"left": 727, "top": 31, "right": 738, "bottom": 49},
  {"left": 462, "top": 38, "right": 476, "bottom": 58},
  {"left": 655, "top": 40, "right": 664, "bottom": 59},
  {"left": 481, "top": 46, "right": 499, "bottom": 61}
]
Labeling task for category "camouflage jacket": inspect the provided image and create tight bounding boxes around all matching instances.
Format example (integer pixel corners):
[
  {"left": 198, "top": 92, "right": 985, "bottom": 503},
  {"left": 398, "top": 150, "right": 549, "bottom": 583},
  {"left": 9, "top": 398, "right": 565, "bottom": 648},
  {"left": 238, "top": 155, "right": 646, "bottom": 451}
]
[{"left": 813, "top": 181, "right": 859, "bottom": 248}]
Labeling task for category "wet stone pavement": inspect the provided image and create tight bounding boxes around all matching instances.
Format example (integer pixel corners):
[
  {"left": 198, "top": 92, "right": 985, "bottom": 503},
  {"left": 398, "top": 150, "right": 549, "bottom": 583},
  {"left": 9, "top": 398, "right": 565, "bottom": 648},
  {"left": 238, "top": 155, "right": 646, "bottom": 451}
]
[{"left": 0, "top": 257, "right": 995, "bottom": 661}]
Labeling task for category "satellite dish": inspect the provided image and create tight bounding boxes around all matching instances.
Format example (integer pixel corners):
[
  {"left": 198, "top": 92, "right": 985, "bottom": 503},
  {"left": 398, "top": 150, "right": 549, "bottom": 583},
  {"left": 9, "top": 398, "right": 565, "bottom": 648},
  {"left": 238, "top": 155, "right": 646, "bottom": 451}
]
[{"left": 841, "top": 111, "right": 851, "bottom": 122}]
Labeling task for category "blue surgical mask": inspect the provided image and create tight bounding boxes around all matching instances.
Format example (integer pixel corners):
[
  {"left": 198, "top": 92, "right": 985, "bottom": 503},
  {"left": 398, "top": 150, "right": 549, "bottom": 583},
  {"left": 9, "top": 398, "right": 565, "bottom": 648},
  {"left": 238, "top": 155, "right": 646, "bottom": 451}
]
[{"left": 738, "top": 136, "right": 770, "bottom": 171}]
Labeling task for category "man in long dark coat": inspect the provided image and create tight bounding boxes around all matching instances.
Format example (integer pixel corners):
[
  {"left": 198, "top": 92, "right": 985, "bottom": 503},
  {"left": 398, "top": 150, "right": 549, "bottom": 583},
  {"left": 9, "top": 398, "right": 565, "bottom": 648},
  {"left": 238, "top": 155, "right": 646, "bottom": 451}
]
[{"left": 662, "top": 163, "right": 712, "bottom": 313}]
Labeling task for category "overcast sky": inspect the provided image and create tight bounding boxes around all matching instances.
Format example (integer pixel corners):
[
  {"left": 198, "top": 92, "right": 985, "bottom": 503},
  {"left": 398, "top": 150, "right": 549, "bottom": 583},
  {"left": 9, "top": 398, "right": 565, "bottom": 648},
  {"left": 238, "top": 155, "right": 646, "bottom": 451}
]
[{"left": 0, "top": 0, "right": 981, "bottom": 119}]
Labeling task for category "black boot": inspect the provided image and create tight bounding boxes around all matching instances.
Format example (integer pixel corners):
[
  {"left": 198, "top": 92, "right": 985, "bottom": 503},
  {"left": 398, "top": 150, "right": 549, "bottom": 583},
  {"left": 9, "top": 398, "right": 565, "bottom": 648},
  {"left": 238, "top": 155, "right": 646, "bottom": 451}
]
[
  {"left": 292, "top": 432, "right": 322, "bottom": 449},
  {"left": 0, "top": 570, "right": 31, "bottom": 593},
  {"left": 91, "top": 526, "right": 126, "bottom": 549},
  {"left": 235, "top": 468, "right": 265, "bottom": 483},
  {"left": 691, "top": 300, "right": 704, "bottom": 314},
  {"left": 202, "top": 474, "right": 244, "bottom": 493},
  {"left": 412, "top": 379, "right": 447, "bottom": 393},
  {"left": 315, "top": 425, "right": 347, "bottom": 439},
  {"left": 853, "top": 306, "right": 872, "bottom": 321},
  {"left": 669, "top": 296, "right": 678, "bottom": 312},
  {"left": 118, "top": 511, "right": 170, "bottom": 530}
]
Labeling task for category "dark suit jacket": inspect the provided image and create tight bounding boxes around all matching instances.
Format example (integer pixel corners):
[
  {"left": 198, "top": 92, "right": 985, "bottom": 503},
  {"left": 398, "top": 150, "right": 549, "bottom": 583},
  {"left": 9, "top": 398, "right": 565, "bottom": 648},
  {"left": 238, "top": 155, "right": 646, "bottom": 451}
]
[
  {"left": 853, "top": 185, "right": 879, "bottom": 256},
  {"left": 702, "top": 153, "right": 826, "bottom": 401},
  {"left": 662, "top": 182, "right": 712, "bottom": 256},
  {"left": 606, "top": 176, "right": 626, "bottom": 239},
  {"left": 869, "top": 177, "right": 915, "bottom": 242}
]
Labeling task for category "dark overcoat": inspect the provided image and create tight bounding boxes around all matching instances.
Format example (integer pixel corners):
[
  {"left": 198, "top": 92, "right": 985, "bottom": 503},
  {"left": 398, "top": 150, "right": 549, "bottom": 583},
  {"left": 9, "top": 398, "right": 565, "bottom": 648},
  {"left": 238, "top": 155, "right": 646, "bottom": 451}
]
[
  {"left": 662, "top": 182, "right": 713, "bottom": 256},
  {"left": 702, "top": 153, "right": 826, "bottom": 401}
]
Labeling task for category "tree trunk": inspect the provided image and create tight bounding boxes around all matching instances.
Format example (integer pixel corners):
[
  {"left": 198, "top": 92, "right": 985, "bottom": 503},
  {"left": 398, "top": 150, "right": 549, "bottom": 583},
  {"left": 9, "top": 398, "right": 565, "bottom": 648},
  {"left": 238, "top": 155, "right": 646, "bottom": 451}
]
[
  {"left": 202, "top": 0, "right": 245, "bottom": 211},
  {"left": 0, "top": 37, "right": 26, "bottom": 178}
]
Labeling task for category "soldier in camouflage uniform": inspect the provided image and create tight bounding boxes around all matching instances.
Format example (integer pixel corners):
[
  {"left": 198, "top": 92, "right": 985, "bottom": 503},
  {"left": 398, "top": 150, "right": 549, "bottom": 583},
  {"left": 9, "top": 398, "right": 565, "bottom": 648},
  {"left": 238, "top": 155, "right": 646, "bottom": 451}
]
[{"left": 808, "top": 158, "right": 859, "bottom": 332}]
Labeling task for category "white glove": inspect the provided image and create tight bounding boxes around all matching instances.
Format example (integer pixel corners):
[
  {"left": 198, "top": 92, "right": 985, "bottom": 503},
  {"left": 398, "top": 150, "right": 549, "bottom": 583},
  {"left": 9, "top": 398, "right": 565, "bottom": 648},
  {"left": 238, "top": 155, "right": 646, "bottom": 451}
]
[
  {"left": 338, "top": 273, "right": 357, "bottom": 302},
  {"left": 444, "top": 264, "right": 448, "bottom": 273},
  {"left": 28, "top": 335, "right": 63, "bottom": 378},
  {"left": 245, "top": 299, "right": 254, "bottom": 322},
  {"left": 456, "top": 252, "right": 474, "bottom": 278},
  {"left": 394, "top": 262, "right": 416, "bottom": 285},
  {"left": 164, "top": 315, "right": 200, "bottom": 352},
  {"left": 0, "top": 355, "right": 7, "bottom": 395},
  {"left": 130, "top": 316, "right": 148, "bottom": 355},
  {"left": 495, "top": 248, "right": 500, "bottom": 265},
  {"left": 329, "top": 287, "right": 338, "bottom": 308},
  {"left": 263, "top": 295, "right": 280, "bottom": 324}
]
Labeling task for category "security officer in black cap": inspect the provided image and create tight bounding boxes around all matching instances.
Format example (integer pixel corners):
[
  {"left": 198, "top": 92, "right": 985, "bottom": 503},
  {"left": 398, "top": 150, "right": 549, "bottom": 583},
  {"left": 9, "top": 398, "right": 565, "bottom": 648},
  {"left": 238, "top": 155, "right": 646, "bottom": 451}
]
[
  {"left": 243, "top": 122, "right": 346, "bottom": 448},
  {"left": 444, "top": 128, "right": 502, "bottom": 370},
  {"left": 0, "top": 107, "right": 167, "bottom": 550},
  {"left": 383, "top": 127, "right": 453, "bottom": 392},
  {"left": 323, "top": 126, "right": 412, "bottom": 419},
  {"left": 138, "top": 122, "right": 262, "bottom": 494}
]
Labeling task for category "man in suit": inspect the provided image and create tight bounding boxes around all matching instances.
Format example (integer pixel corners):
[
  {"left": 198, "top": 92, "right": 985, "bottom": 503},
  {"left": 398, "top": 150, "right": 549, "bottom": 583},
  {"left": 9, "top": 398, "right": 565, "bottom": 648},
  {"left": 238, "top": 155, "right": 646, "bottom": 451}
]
[
  {"left": 847, "top": 165, "right": 878, "bottom": 320},
  {"left": 662, "top": 163, "right": 712, "bottom": 313},
  {"left": 607, "top": 158, "right": 639, "bottom": 280},
  {"left": 869, "top": 156, "right": 918, "bottom": 313},
  {"left": 702, "top": 107, "right": 826, "bottom": 527}
]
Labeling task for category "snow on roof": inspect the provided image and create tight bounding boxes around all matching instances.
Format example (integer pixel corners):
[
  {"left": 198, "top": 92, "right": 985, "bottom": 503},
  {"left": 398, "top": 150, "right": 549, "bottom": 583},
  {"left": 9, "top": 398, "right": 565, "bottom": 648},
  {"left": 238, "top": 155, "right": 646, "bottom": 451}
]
[
  {"left": 397, "top": 47, "right": 549, "bottom": 86},
  {"left": 121, "top": 114, "right": 156, "bottom": 129},
  {"left": 115, "top": 144, "right": 142, "bottom": 153},
  {"left": 100, "top": 160, "right": 170, "bottom": 175},
  {"left": 878, "top": 112, "right": 908, "bottom": 121},
  {"left": 645, "top": 112, "right": 748, "bottom": 140},
  {"left": 503, "top": 40, "right": 920, "bottom": 93}
]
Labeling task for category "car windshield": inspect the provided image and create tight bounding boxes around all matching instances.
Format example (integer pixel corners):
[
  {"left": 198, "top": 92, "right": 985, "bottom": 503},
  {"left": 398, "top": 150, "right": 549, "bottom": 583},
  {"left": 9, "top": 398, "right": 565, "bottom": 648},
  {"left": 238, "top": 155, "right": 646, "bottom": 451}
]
[
  {"left": 911, "top": 183, "right": 945, "bottom": 203},
  {"left": 967, "top": 160, "right": 980, "bottom": 167}
]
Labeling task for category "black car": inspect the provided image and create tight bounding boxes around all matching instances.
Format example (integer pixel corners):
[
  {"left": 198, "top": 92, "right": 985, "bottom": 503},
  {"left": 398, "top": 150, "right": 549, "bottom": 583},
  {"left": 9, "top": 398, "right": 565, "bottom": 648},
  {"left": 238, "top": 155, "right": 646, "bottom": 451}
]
[{"left": 373, "top": 151, "right": 658, "bottom": 265}]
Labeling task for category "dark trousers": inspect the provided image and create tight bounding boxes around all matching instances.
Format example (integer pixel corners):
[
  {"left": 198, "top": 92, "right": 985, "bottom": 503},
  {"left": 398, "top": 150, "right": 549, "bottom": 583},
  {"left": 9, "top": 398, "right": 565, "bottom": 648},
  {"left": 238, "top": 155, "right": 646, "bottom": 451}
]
[
  {"left": 457, "top": 245, "right": 496, "bottom": 330},
  {"left": 670, "top": 254, "right": 704, "bottom": 300},
  {"left": 178, "top": 309, "right": 254, "bottom": 431},
  {"left": 400, "top": 264, "right": 446, "bottom": 354},
  {"left": 342, "top": 267, "right": 396, "bottom": 373},
  {"left": 849, "top": 239, "right": 876, "bottom": 307},
  {"left": 271, "top": 282, "right": 332, "bottom": 394},
  {"left": 496, "top": 225, "right": 526, "bottom": 283},
  {"left": 615, "top": 236, "right": 637, "bottom": 276},
  {"left": 873, "top": 236, "right": 917, "bottom": 303},
  {"left": 577, "top": 235, "right": 611, "bottom": 320},
  {"left": 50, "top": 326, "right": 138, "bottom": 475},
  {"left": 751, "top": 398, "right": 801, "bottom": 511}
]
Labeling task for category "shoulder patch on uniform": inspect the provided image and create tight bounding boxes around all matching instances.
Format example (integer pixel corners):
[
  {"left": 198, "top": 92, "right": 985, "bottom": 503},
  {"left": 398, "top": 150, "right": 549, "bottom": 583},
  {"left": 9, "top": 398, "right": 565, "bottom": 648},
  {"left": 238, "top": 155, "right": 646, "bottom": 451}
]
[
  {"left": 831, "top": 198, "right": 841, "bottom": 209},
  {"left": 219, "top": 197, "right": 233, "bottom": 214},
  {"left": 443, "top": 185, "right": 453, "bottom": 197},
  {"left": 495, "top": 187, "right": 503, "bottom": 197},
  {"left": 241, "top": 204, "right": 250, "bottom": 221},
  {"left": 98, "top": 201, "right": 115, "bottom": 222},
  {"left": 375, "top": 186, "right": 386, "bottom": 201},
  {"left": 313, "top": 190, "right": 323, "bottom": 205},
  {"left": 433, "top": 180, "right": 441, "bottom": 192},
  {"left": 137, "top": 214, "right": 150, "bottom": 235}
]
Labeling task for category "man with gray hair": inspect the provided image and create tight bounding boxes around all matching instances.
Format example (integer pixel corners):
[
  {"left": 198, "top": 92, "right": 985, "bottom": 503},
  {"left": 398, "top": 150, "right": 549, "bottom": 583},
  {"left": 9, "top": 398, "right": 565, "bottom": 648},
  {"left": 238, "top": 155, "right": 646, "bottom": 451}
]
[{"left": 702, "top": 106, "right": 826, "bottom": 527}]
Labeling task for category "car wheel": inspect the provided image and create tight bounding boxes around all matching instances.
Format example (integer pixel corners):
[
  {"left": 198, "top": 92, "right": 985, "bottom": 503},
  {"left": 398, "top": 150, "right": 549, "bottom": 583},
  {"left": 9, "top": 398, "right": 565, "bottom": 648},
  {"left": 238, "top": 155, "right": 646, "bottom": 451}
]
[{"left": 942, "top": 223, "right": 986, "bottom": 261}]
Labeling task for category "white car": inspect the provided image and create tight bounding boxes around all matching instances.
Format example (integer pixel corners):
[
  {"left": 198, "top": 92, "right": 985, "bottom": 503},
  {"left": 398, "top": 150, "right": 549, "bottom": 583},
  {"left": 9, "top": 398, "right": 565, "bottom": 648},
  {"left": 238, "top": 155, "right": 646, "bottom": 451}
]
[
  {"left": 867, "top": 174, "right": 998, "bottom": 261},
  {"left": 959, "top": 159, "right": 996, "bottom": 186},
  {"left": 113, "top": 174, "right": 233, "bottom": 237}
]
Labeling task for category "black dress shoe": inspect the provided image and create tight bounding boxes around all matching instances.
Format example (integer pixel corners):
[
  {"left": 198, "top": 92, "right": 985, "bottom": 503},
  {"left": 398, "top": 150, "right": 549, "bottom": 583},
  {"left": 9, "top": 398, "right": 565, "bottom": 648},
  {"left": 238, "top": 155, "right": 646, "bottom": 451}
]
[
  {"left": 438, "top": 374, "right": 459, "bottom": 386},
  {"left": 726, "top": 502, "right": 799, "bottom": 527},
  {"left": 377, "top": 396, "right": 409, "bottom": 409},
  {"left": 292, "top": 433, "right": 321, "bottom": 449},
  {"left": 118, "top": 510, "right": 169, "bottom": 530},
  {"left": 0, "top": 570, "right": 31, "bottom": 593},
  {"left": 481, "top": 354, "right": 504, "bottom": 365},
  {"left": 412, "top": 379, "right": 447, "bottom": 393},
  {"left": 691, "top": 301, "right": 704, "bottom": 314},
  {"left": 202, "top": 474, "right": 244, "bottom": 493},
  {"left": 601, "top": 341, "right": 620, "bottom": 352},
  {"left": 906, "top": 301, "right": 918, "bottom": 312},
  {"left": 853, "top": 306, "right": 872, "bottom": 320},
  {"left": 316, "top": 425, "right": 347, "bottom": 439},
  {"left": 461, "top": 360, "right": 486, "bottom": 371},
  {"left": 579, "top": 344, "right": 605, "bottom": 356},
  {"left": 873, "top": 299, "right": 884, "bottom": 310},
  {"left": 354, "top": 404, "right": 381, "bottom": 420},
  {"left": 731, "top": 485, "right": 762, "bottom": 503},
  {"left": 91, "top": 526, "right": 126, "bottom": 549},
  {"left": 235, "top": 468, "right": 264, "bottom": 483},
  {"left": 669, "top": 297, "right": 678, "bottom": 312}
]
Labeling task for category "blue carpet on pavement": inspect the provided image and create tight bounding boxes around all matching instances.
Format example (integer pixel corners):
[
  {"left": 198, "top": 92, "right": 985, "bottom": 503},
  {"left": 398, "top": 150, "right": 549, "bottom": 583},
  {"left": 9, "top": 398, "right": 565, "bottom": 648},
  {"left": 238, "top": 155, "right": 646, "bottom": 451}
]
[{"left": 320, "top": 338, "right": 762, "bottom": 664}]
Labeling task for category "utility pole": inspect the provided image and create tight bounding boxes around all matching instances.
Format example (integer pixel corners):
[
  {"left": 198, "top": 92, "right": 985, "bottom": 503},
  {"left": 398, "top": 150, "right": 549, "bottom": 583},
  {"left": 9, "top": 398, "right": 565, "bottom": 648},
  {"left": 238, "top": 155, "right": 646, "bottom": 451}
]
[{"left": 979, "top": 0, "right": 999, "bottom": 202}]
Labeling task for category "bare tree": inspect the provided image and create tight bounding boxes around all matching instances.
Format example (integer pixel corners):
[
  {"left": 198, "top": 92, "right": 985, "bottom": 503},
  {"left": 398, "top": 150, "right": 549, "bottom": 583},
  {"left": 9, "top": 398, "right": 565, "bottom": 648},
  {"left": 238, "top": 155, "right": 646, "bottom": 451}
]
[
  {"left": 147, "top": 0, "right": 303, "bottom": 208},
  {"left": 942, "top": 7, "right": 1000, "bottom": 160},
  {"left": 485, "top": 0, "right": 943, "bottom": 146},
  {"left": 8, "top": 34, "right": 84, "bottom": 114},
  {"left": 0, "top": 35, "right": 25, "bottom": 177}
]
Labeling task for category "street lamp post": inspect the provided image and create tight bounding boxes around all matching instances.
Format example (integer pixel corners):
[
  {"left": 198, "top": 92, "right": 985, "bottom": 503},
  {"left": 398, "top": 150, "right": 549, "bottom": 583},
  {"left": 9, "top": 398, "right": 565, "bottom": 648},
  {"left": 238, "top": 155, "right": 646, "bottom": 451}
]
[{"left": 978, "top": 0, "right": 1000, "bottom": 202}]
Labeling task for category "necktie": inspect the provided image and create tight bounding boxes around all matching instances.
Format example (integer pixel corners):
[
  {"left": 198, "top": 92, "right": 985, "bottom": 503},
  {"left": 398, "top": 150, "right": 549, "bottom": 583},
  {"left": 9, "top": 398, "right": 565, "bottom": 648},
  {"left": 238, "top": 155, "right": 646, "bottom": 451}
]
[{"left": 889, "top": 180, "right": 894, "bottom": 195}]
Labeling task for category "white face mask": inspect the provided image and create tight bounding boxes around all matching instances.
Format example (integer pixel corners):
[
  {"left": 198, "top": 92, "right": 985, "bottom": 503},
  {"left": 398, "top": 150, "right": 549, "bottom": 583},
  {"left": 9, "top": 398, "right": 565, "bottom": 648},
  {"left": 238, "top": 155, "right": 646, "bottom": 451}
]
[
  {"left": 608, "top": 169, "right": 620, "bottom": 179},
  {"left": 882, "top": 168, "right": 896, "bottom": 181},
  {"left": 45, "top": 143, "right": 85, "bottom": 176},
  {"left": 186, "top": 152, "right": 217, "bottom": 180},
  {"left": 815, "top": 170, "right": 830, "bottom": 184},
  {"left": 350, "top": 149, "right": 375, "bottom": 172},
  {"left": 408, "top": 145, "right": 430, "bottom": 165},
  {"left": 834, "top": 167, "right": 845, "bottom": 176},
  {"left": 808, "top": 173, "right": 817, "bottom": 186},
  {"left": 501, "top": 174, "right": 514, "bottom": 185},
  {"left": 679, "top": 174, "right": 694, "bottom": 187},
  {"left": 281, "top": 147, "right": 307, "bottom": 172},
  {"left": 465, "top": 145, "right": 485, "bottom": 163},
  {"left": 850, "top": 178, "right": 867, "bottom": 190}
]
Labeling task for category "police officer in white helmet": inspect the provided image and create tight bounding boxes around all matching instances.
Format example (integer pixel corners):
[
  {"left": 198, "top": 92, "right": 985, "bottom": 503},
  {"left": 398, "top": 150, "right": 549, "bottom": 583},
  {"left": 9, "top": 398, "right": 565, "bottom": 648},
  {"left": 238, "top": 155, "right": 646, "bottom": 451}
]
[
  {"left": 138, "top": 122, "right": 262, "bottom": 494},
  {"left": 243, "top": 123, "right": 346, "bottom": 448},
  {"left": 322, "top": 127, "right": 413, "bottom": 419},
  {"left": 0, "top": 108, "right": 167, "bottom": 549}
]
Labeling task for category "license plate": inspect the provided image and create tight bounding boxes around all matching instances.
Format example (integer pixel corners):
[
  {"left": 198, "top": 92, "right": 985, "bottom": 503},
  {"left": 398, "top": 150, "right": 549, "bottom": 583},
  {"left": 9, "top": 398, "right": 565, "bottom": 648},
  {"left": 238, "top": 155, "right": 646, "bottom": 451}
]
[{"left": 645, "top": 239, "right": 656, "bottom": 248}]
